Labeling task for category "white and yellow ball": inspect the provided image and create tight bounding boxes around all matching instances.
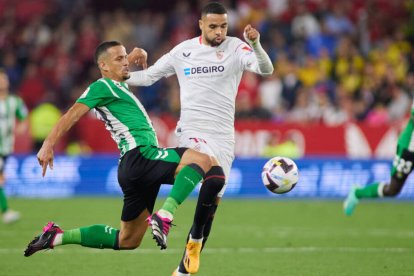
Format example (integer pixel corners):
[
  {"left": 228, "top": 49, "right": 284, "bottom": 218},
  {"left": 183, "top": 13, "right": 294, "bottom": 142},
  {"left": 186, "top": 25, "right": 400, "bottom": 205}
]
[{"left": 261, "top": 156, "right": 299, "bottom": 194}]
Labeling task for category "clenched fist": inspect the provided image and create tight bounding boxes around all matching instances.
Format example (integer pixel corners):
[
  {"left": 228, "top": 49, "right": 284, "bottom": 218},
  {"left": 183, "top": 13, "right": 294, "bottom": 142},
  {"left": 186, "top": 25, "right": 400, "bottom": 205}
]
[
  {"left": 127, "top": 47, "right": 148, "bottom": 69},
  {"left": 243, "top": 24, "right": 260, "bottom": 45}
]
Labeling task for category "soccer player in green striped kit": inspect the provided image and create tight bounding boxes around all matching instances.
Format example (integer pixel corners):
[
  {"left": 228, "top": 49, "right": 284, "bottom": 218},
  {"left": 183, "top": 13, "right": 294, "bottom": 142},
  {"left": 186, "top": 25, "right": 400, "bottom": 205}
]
[
  {"left": 344, "top": 110, "right": 414, "bottom": 215},
  {"left": 0, "top": 69, "right": 28, "bottom": 224},
  {"left": 24, "top": 41, "right": 222, "bottom": 256}
]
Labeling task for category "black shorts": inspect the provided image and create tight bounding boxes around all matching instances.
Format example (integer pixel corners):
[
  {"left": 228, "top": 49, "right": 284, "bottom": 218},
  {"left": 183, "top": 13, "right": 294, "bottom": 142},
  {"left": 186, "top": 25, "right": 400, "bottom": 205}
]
[
  {"left": 0, "top": 155, "right": 8, "bottom": 174},
  {"left": 117, "top": 145, "right": 187, "bottom": 221}
]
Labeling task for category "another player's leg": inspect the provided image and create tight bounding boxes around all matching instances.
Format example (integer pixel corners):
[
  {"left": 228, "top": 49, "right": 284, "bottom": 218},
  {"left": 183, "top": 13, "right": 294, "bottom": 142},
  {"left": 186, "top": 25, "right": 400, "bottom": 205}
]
[
  {"left": 344, "top": 143, "right": 413, "bottom": 216},
  {"left": 200, "top": 201, "right": 219, "bottom": 251},
  {"left": 149, "top": 149, "right": 211, "bottom": 250},
  {"left": 0, "top": 185, "right": 20, "bottom": 224},
  {"left": 149, "top": 163, "right": 205, "bottom": 249},
  {"left": 174, "top": 202, "right": 219, "bottom": 276},
  {"left": 183, "top": 166, "right": 224, "bottom": 274},
  {"left": 24, "top": 222, "right": 120, "bottom": 257},
  {"left": 344, "top": 161, "right": 409, "bottom": 217},
  {"left": 24, "top": 209, "right": 151, "bottom": 257},
  {"left": 344, "top": 175, "right": 406, "bottom": 216},
  {"left": 0, "top": 166, "right": 20, "bottom": 224},
  {"left": 175, "top": 166, "right": 224, "bottom": 275},
  {"left": 343, "top": 182, "right": 383, "bottom": 216}
]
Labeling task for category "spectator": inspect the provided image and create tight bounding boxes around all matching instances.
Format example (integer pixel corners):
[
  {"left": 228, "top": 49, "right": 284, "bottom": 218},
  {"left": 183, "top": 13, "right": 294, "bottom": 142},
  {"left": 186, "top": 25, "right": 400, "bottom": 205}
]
[
  {"left": 29, "top": 96, "right": 62, "bottom": 151},
  {"left": 291, "top": 2, "right": 320, "bottom": 40},
  {"left": 17, "top": 63, "right": 46, "bottom": 110},
  {"left": 261, "top": 131, "right": 302, "bottom": 159}
]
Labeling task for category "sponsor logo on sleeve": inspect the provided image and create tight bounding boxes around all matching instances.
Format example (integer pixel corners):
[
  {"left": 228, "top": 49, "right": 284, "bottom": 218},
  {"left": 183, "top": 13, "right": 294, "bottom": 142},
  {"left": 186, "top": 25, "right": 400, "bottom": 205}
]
[{"left": 242, "top": 46, "right": 253, "bottom": 52}]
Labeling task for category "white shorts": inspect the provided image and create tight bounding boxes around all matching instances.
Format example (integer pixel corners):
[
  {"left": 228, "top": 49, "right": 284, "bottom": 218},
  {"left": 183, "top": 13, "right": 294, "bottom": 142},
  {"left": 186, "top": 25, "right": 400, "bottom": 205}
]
[{"left": 177, "top": 130, "right": 235, "bottom": 198}]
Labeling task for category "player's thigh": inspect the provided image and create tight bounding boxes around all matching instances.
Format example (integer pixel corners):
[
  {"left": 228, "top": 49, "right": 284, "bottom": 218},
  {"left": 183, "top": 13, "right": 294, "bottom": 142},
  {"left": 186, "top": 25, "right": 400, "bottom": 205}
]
[
  {"left": 177, "top": 133, "right": 222, "bottom": 167},
  {"left": 216, "top": 150, "right": 234, "bottom": 179},
  {"left": 177, "top": 148, "right": 212, "bottom": 174},
  {"left": 178, "top": 133, "right": 215, "bottom": 156},
  {"left": 186, "top": 137, "right": 235, "bottom": 197},
  {"left": 118, "top": 146, "right": 184, "bottom": 220},
  {"left": 391, "top": 147, "right": 414, "bottom": 183},
  {"left": 216, "top": 151, "right": 235, "bottom": 197},
  {"left": 119, "top": 146, "right": 185, "bottom": 186},
  {"left": 392, "top": 121, "right": 414, "bottom": 179}
]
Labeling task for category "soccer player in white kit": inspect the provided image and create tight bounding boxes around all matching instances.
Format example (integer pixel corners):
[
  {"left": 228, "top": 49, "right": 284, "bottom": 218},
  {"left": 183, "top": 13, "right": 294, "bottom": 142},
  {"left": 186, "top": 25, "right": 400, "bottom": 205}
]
[{"left": 127, "top": 2, "right": 274, "bottom": 275}]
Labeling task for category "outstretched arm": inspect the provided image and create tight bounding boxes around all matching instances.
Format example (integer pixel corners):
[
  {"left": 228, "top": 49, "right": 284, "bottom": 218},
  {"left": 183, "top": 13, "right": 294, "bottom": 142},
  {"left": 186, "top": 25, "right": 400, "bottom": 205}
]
[
  {"left": 126, "top": 51, "right": 176, "bottom": 87},
  {"left": 37, "top": 103, "right": 90, "bottom": 176},
  {"left": 243, "top": 24, "right": 274, "bottom": 76}
]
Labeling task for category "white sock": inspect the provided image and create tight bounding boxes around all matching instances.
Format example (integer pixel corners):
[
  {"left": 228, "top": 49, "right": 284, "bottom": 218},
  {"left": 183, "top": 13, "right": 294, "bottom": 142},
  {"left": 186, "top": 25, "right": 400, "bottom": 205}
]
[
  {"left": 176, "top": 267, "right": 190, "bottom": 276},
  {"left": 157, "top": 209, "right": 173, "bottom": 220},
  {"left": 189, "top": 234, "right": 203, "bottom": 243},
  {"left": 53, "top": 233, "right": 63, "bottom": 246},
  {"left": 377, "top": 182, "right": 386, "bottom": 197}
]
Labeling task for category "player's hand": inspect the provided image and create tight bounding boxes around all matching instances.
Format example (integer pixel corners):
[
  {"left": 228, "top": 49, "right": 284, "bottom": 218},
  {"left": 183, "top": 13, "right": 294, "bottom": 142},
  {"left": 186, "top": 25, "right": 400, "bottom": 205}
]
[
  {"left": 37, "top": 144, "right": 54, "bottom": 177},
  {"left": 243, "top": 24, "right": 260, "bottom": 45},
  {"left": 128, "top": 47, "right": 148, "bottom": 69}
]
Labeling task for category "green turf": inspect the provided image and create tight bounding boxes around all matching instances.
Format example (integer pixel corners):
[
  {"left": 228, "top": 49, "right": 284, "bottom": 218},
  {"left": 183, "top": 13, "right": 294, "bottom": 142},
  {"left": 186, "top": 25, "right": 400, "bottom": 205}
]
[{"left": 2, "top": 198, "right": 414, "bottom": 275}]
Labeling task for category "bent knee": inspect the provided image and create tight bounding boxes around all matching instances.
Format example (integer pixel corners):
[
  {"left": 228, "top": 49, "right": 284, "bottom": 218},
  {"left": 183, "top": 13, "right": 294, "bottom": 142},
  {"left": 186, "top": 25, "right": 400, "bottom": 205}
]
[
  {"left": 384, "top": 180, "right": 404, "bottom": 197},
  {"left": 384, "top": 187, "right": 402, "bottom": 197},
  {"left": 204, "top": 166, "right": 226, "bottom": 191},
  {"left": 196, "top": 153, "right": 212, "bottom": 173}
]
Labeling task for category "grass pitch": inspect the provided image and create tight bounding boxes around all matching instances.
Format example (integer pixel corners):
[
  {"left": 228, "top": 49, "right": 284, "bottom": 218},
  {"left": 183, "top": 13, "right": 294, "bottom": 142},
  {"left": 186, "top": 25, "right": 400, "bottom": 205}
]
[{"left": 2, "top": 198, "right": 414, "bottom": 275}]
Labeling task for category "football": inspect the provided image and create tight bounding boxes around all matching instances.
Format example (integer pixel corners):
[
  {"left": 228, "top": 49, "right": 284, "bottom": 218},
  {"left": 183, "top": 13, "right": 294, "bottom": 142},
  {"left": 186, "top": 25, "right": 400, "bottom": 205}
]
[{"left": 261, "top": 156, "right": 299, "bottom": 194}]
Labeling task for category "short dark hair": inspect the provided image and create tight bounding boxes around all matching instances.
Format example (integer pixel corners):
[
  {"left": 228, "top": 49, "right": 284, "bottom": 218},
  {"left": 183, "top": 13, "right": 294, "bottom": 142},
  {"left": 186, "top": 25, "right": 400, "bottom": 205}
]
[
  {"left": 94, "top": 41, "right": 122, "bottom": 64},
  {"left": 201, "top": 2, "right": 227, "bottom": 17}
]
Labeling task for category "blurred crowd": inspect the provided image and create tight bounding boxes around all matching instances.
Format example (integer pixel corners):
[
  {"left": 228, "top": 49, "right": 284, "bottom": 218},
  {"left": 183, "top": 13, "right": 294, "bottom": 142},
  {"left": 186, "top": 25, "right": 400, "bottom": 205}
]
[{"left": 1, "top": 0, "right": 413, "bottom": 128}]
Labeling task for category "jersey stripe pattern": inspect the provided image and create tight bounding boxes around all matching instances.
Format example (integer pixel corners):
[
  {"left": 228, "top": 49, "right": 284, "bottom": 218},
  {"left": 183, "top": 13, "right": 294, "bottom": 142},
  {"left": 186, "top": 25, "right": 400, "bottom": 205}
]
[
  {"left": 77, "top": 78, "right": 158, "bottom": 156},
  {"left": 0, "top": 95, "right": 28, "bottom": 155}
]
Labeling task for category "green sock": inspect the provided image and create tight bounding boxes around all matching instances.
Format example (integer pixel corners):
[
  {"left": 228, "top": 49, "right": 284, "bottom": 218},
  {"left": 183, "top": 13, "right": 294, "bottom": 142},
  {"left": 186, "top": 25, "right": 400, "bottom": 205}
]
[
  {"left": 161, "top": 165, "right": 204, "bottom": 215},
  {"left": 0, "top": 187, "right": 9, "bottom": 213},
  {"left": 355, "top": 182, "right": 380, "bottom": 199},
  {"left": 162, "top": 197, "right": 179, "bottom": 216},
  {"left": 63, "top": 225, "right": 119, "bottom": 249},
  {"left": 62, "top": 229, "right": 81, "bottom": 245}
]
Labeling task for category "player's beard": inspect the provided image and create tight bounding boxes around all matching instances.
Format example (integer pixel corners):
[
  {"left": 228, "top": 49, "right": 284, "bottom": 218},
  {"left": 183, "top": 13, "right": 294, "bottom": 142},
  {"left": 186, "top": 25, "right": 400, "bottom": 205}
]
[{"left": 206, "top": 36, "right": 225, "bottom": 47}]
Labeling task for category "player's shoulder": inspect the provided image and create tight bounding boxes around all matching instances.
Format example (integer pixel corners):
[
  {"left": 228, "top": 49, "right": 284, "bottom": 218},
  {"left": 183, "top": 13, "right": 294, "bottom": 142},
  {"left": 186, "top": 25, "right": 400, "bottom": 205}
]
[
  {"left": 225, "top": 36, "right": 252, "bottom": 53},
  {"left": 224, "top": 36, "right": 244, "bottom": 48},
  {"left": 226, "top": 36, "right": 244, "bottom": 44},
  {"left": 7, "top": 94, "right": 24, "bottom": 103},
  {"left": 170, "top": 37, "right": 200, "bottom": 55},
  {"left": 84, "top": 78, "right": 114, "bottom": 96},
  {"left": 7, "top": 94, "right": 19, "bottom": 100},
  {"left": 89, "top": 78, "right": 112, "bottom": 90}
]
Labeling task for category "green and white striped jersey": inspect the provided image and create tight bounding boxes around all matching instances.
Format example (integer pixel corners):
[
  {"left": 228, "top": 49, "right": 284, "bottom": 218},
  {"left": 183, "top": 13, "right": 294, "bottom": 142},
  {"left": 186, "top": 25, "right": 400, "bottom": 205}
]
[
  {"left": 0, "top": 95, "right": 28, "bottom": 155},
  {"left": 77, "top": 78, "right": 158, "bottom": 156}
]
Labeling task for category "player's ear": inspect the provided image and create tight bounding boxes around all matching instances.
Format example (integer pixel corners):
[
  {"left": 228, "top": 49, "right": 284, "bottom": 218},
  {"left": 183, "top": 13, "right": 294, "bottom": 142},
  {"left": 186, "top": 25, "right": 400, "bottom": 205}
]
[
  {"left": 99, "top": 61, "right": 108, "bottom": 72},
  {"left": 199, "top": 19, "right": 203, "bottom": 31}
]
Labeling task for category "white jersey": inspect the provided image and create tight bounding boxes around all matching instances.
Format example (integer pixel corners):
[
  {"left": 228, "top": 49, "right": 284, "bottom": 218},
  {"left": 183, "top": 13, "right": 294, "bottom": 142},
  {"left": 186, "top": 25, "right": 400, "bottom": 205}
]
[{"left": 128, "top": 36, "right": 270, "bottom": 140}]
